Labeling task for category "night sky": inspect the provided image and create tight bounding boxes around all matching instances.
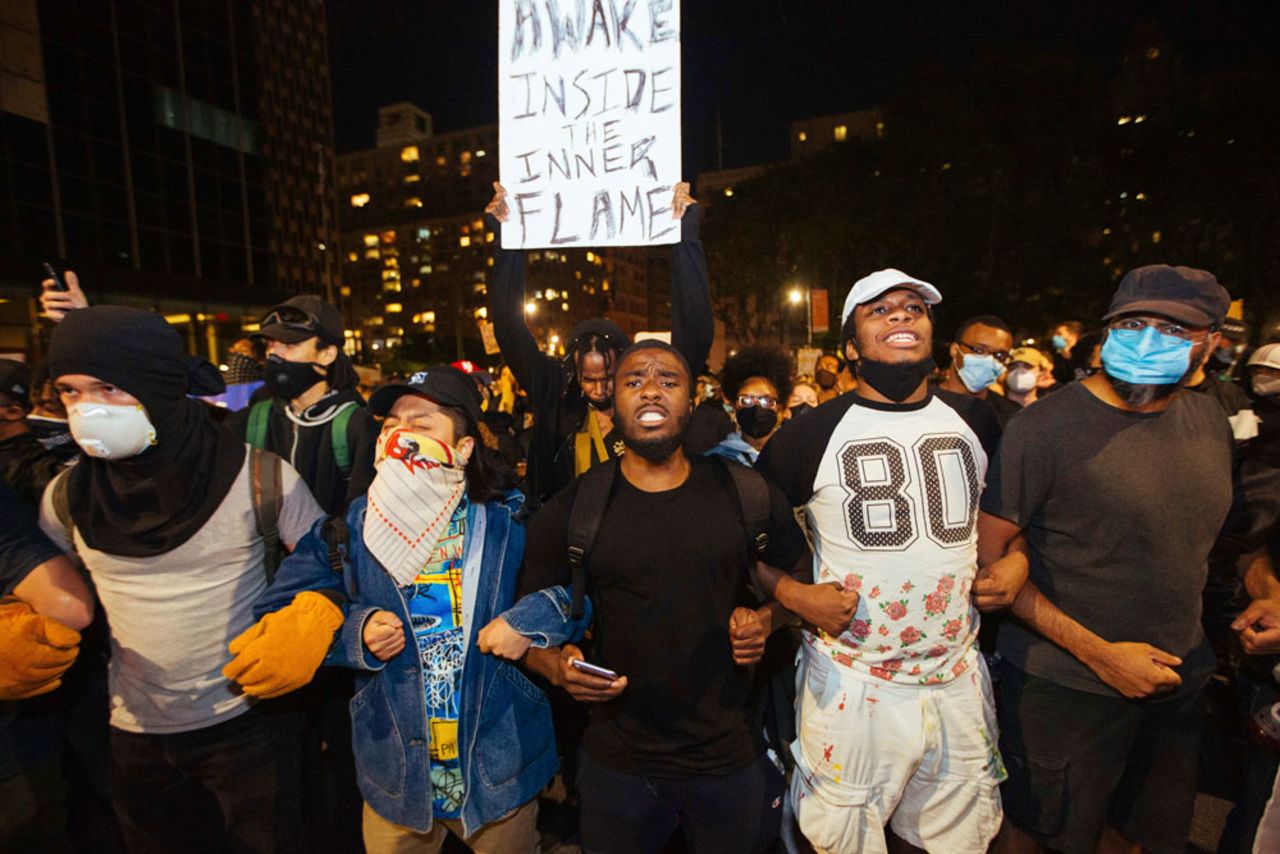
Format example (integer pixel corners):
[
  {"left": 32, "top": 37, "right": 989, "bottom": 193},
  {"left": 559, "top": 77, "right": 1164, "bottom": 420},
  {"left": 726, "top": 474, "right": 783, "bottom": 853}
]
[{"left": 326, "top": 1, "right": 1279, "bottom": 176}]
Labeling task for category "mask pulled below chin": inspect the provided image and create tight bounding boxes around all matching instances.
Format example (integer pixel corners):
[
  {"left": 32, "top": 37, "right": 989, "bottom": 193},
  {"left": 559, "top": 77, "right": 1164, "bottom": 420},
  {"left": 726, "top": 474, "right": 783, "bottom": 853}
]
[{"left": 857, "top": 357, "right": 936, "bottom": 402}]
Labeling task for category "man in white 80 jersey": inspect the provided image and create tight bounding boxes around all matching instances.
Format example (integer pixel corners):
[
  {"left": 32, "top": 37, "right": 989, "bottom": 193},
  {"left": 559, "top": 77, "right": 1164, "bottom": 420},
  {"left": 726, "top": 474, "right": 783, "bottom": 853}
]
[{"left": 757, "top": 269, "right": 1026, "bottom": 854}]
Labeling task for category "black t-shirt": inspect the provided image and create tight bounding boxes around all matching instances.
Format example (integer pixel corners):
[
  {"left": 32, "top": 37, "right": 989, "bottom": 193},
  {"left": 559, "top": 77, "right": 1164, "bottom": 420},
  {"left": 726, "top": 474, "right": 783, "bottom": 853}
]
[
  {"left": 983, "top": 391, "right": 1022, "bottom": 431},
  {"left": 518, "top": 454, "right": 806, "bottom": 776},
  {"left": 1, "top": 483, "right": 62, "bottom": 596},
  {"left": 981, "top": 381, "right": 1233, "bottom": 697}
]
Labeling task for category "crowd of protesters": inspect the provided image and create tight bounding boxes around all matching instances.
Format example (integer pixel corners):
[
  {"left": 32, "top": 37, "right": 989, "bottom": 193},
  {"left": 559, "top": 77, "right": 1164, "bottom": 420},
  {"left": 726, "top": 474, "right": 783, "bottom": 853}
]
[{"left": 3, "top": 179, "right": 1280, "bottom": 854}]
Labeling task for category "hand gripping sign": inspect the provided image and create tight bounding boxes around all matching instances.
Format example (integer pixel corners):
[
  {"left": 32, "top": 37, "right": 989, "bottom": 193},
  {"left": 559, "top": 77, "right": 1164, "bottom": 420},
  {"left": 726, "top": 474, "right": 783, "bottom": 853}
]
[{"left": 499, "top": 0, "right": 682, "bottom": 249}]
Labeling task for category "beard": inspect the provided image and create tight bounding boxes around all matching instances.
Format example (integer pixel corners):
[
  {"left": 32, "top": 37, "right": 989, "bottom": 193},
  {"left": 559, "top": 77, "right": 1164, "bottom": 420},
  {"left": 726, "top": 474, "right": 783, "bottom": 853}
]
[
  {"left": 1104, "top": 359, "right": 1198, "bottom": 407},
  {"left": 621, "top": 408, "right": 692, "bottom": 462}
]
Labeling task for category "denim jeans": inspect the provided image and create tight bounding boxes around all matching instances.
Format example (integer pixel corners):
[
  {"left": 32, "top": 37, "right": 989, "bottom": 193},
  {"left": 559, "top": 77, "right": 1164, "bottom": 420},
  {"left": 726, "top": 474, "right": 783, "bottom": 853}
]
[
  {"left": 108, "top": 705, "right": 303, "bottom": 854},
  {"left": 577, "top": 750, "right": 785, "bottom": 854}
]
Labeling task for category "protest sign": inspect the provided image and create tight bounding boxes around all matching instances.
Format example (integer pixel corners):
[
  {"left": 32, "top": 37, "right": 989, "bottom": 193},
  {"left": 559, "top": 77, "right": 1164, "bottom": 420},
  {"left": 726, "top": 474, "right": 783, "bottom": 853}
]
[{"left": 498, "top": 0, "right": 682, "bottom": 249}]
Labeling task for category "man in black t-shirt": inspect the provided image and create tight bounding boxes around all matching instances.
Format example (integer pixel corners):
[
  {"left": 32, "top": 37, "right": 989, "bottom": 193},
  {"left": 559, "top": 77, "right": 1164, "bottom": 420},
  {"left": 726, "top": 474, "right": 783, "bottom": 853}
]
[
  {"left": 979, "top": 265, "right": 1235, "bottom": 854},
  {"left": 479, "top": 339, "right": 825, "bottom": 854}
]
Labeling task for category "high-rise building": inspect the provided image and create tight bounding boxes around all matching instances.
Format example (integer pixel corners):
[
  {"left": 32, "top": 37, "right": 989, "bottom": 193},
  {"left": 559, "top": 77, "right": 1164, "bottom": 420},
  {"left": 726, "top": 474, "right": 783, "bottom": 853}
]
[
  {"left": 0, "top": 0, "right": 339, "bottom": 360},
  {"left": 336, "top": 104, "right": 646, "bottom": 363}
]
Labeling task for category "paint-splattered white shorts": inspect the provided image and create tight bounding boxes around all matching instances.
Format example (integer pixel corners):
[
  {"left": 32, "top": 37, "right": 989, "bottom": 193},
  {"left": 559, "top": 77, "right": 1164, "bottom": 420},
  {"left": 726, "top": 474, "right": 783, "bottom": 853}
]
[{"left": 790, "top": 647, "right": 1005, "bottom": 854}]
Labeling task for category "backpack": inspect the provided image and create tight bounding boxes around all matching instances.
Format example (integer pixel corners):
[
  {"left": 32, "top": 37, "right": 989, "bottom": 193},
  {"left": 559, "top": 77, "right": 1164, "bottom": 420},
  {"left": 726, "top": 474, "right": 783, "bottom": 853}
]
[
  {"left": 245, "top": 399, "right": 356, "bottom": 476},
  {"left": 51, "top": 446, "right": 288, "bottom": 582},
  {"left": 564, "top": 457, "right": 772, "bottom": 619}
]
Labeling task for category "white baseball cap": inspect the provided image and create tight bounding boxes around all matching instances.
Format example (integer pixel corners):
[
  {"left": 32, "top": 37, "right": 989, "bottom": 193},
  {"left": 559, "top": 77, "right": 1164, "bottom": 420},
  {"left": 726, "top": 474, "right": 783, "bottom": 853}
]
[
  {"left": 1247, "top": 343, "right": 1280, "bottom": 370},
  {"left": 841, "top": 268, "right": 942, "bottom": 326}
]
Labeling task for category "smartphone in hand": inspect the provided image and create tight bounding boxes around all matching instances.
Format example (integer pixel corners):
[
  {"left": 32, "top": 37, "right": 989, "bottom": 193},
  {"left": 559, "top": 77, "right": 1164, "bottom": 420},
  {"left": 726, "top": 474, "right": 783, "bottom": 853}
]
[
  {"left": 569, "top": 659, "right": 619, "bottom": 681},
  {"left": 42, "top": 262, "right": 67, "bottom": 292}
]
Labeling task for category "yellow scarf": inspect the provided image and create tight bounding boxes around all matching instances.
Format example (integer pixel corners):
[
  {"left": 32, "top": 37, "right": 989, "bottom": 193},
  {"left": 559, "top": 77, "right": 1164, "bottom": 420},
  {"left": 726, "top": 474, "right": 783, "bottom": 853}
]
[{"left": 574, "top": 409, "right": 610, "bottom": 476}]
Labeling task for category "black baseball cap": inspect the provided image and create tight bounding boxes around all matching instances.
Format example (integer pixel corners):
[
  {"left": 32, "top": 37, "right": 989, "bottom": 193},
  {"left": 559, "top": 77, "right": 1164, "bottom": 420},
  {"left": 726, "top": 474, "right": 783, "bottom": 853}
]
[
  {"left": 0, "top": 358, "right": 30, "bottom": 408},
  {"left": 368, "top": 365, "right": 482, "bottom": 425},
  {"left": 1102, "top": 265, "right": 1231, "bottom": 329},
  {"left": 257, "top": 295, "right": 344, "bottom": 345}
]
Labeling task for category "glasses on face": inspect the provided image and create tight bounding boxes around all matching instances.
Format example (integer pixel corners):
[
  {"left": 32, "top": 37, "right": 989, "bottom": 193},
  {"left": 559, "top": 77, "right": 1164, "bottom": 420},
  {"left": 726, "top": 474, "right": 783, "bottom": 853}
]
[
  {"left": 1108, "top": 317, "right": 1205, "bottom": 342},
  {"left": 260, "top": 306, "right": 320, "bottom": 332},
  {"left": 957, "top": 341, "right": 1012, "bottom": 365},
  {"left": 737, "top": 393, "right": 779, "bottom": 410}
]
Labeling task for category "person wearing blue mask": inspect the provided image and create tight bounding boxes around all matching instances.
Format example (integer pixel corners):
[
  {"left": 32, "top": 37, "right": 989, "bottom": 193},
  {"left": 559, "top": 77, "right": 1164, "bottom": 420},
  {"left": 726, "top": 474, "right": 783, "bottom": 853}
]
[
  {"left": 937, "top": 315, "right": 1021, "bottom": 429},
  {"left": 978, "top": 265, "right": 1234, "bottom": 854},
  {"left": 1049, "top": 321, "right": 1084, "bottom": 384}
]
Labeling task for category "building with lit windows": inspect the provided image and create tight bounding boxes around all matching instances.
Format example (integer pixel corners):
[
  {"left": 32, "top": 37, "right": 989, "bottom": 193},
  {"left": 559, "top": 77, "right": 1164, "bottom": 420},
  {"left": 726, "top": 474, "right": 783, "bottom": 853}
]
[
  {"left": 0, "top": 0, "right": 340, "bottom": 360},
  {"left": 336, "top": 103, "right": 651, "bottom": 362}
]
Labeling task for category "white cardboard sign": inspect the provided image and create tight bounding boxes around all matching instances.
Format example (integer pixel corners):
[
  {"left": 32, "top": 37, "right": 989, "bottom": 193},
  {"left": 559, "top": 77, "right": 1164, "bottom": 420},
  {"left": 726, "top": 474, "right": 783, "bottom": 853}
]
[{"left": 499, "top": 0, "right": 682, "bottom": 249}]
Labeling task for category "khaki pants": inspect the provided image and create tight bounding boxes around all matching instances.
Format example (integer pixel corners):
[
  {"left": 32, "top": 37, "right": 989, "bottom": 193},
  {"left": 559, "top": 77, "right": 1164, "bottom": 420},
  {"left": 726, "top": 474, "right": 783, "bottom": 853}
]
[{"left": 361, "top": 799, "right": 540, "bottom": 854}]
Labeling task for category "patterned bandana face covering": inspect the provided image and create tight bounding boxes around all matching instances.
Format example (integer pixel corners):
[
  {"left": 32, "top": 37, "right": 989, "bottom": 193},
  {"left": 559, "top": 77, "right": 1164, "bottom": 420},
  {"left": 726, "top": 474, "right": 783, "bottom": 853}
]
[{"left": 365, "top": 428, "right": 467, "bottom": 587}]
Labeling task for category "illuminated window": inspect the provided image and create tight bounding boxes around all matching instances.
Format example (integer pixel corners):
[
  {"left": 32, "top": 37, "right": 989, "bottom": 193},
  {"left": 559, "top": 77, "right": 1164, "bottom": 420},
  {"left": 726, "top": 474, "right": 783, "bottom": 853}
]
[
  {"left": 404, "top": 174, "right": 420, "bottom": 183},
  {"left": 405, "top": 197, "right": 423, "bottom": 208},
  {"left": 350, "top": 193, "right": 370, "bottom": 207},
  {"left": 561, "top": 302, "right": 569, "bottom": 312},
  {"left": 875, "top": 121, "right": 885, "bottom": 137},
  {"left": 723, "top": 187, "right": 734, "bottom": 197},
  {"left": 340, "top": 286, "right": 351, "bottom": 297},
  {"left": 400, "top": 146, "right": 419, "bottom": 163},
  {"left": 475, "top": 149, "right": 486, "bottom": 158},
  {"left": 423, "top": 311, "right": 436, "bottom": 323},
  {"left": 1117, "top": 116, "right": 1132, "bottom": 125},
  {"left": 833, "top": 125, "right": 848, "bottom": 141},
  {"left": 1133, "top": 115, "right": 1147, "bottom": 124},
  {"left": 436, "top": 154, "right": 447, "bottom": 166},
  {"left": 525, "top": 301, "right": 537, "bottom": 316},
  {"left": 368, "top": 316, "right": 384, "bottom": 326},
  {"left": 459, "top": 235, "right": 472, "bottom": 247},
  {"left": 347, "top": 251, "right": 358, "bottom": 262},
  {"left": 474, "top": 307, "right": 488, "bottom": 319},
  {"left": 385, "top": 303, "right": 403, "bottom": 313},
  {"left": 585, "top": 252, "right": 595, "bottom": 263},
  {"left": 363, "top": 234, "right": 379, "bottom": 247},
  {"left": 1151, "top": 230, "right": 1162, "bottom": 244},
  {"left": 417, "top": 227, "right": 431, "bottom": 240},
  {"left": 364, "top": 248, "right": 380, "bottom": 259},
  {"left": 1145, "top": 47, "right": 1161, "bottom": 60},
  {"left": 797, "top": 131, "right": 807, "bottom": 142},
  {"left": 486, "top": 232, "right": 494, "bottom": 243},
  {"left": 460, "top": 151, "right": 472, "bottom": 163},
  {"left": 380, "top": 230, "right": 396, "bottom": 244},
  {"left": 1135, "top": 192, "right": 1147, "bottom": 201},
  {"left": 472, "top": 218, "right": 483, "bottom": 231},
  {"left": 419, "top": 264, "right": 432, "bottom": 274}
]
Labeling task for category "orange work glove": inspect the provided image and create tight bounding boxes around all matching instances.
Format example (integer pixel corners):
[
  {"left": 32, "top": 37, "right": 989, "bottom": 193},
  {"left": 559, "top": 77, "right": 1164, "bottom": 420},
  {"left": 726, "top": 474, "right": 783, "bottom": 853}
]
[
  {"left": 222, "top": 591, "right": 344, "bottom": 699},
  {"left": 0, "top": 596, "right": 81, "bottom": 700}
]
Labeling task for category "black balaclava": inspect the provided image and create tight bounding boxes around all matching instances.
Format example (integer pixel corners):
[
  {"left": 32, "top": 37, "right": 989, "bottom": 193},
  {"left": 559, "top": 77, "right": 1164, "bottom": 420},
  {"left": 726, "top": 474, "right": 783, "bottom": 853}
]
[{"left": 46, "top": 306, "right": 244, "bottom": 557}]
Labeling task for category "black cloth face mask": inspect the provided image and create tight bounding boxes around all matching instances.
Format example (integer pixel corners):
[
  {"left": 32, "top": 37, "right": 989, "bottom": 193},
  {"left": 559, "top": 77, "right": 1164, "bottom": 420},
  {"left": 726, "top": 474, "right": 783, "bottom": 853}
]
[
  {"left": 856, "top": 357, "right": 936, "bottom": 403},
  {"left": 788, "top": 403, "right": 814, "bottom": 418},
  {"left": 736, "top": 405, "right": 778, "bottom": 439},
  {"left": 263, "top": 355, "right": 326, "bottom": 401},
  {"left": 815, "top": 369, "right": 838, "bottom": 389}
]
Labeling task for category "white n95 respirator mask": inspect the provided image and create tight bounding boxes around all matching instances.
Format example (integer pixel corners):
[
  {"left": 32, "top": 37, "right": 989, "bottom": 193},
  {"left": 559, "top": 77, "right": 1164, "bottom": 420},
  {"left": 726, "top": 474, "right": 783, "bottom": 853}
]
[{"left": 68, "top": 402, "right": 158, "bottom": 459}]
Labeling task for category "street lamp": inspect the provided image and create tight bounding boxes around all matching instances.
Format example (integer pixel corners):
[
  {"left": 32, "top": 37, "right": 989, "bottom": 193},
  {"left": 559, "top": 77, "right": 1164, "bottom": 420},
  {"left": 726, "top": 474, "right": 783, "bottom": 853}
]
[{"left": 788, "top": 285, "right": 811, "bottom": 345}]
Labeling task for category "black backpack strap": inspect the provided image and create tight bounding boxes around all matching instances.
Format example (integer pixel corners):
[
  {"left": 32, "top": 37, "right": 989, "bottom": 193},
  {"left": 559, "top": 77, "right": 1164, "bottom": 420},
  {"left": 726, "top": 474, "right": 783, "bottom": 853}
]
[
  {"left": 718, "top": 459, "right": 772, "bottom": 559},
  {"left": 319, "top": 514, "right": 351, "bottom": 588},
  {"left": 565, "top": 458, "right": 620, "bottom": 619},
  {"left": 249, "top": 447, "right": 284, "bottom": 583}
]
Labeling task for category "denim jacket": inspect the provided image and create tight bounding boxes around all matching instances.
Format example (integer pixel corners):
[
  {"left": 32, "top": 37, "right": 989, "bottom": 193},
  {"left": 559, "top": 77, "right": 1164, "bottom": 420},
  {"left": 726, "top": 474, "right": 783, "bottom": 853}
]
[{"left": 254, "top": 491, "right": 559, "bottom": 836}]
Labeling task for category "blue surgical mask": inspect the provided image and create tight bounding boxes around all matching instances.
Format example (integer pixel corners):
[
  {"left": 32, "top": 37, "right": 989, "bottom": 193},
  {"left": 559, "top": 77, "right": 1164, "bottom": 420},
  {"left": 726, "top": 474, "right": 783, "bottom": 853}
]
[
  {"left": 956, "top": 353, "right": 1004, "bottom": 393},
  {"left": 1100, "top": 326, "right": 1194, "bottom": 385},
  {"left": 1051, "top": 334, "right": 1068, "bottom": 353}
]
